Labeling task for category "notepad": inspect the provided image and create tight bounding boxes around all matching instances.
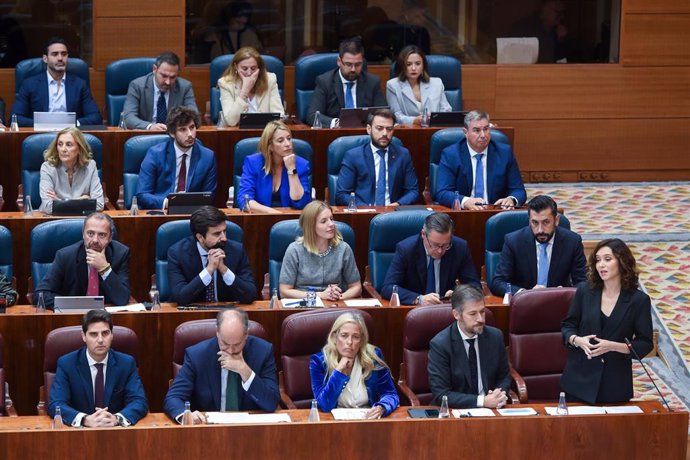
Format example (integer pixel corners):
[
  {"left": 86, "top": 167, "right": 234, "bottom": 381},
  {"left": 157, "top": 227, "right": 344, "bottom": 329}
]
[
  {"left": 205, "top": 412, "right": 292, "bottom": 424},
  {"left": 344, "top": 299, "right": 382, "bottom": 307},
  {"left": 544, "top": 406, "right": 606, "bottom": 416},
  {"left": 604, "top": 406, "right": 643, "bottom": 414},
  {"left": 497, "top": 407, "right": 538, "bottom": 416},
  {"left": 452, "top": 408, "right": 495, "bottom": 418},
  {"left": 331, "top": 408, "right": 370, "bottom": 420},
  {"left": 105, "top": 303, "right": 147, "bottom": 313}
]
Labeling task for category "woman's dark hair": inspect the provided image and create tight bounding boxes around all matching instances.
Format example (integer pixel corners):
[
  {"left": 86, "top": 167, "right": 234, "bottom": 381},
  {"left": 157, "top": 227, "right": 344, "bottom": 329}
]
[{"left": 587, "top": 238, "right": 639, "bottom": 291}]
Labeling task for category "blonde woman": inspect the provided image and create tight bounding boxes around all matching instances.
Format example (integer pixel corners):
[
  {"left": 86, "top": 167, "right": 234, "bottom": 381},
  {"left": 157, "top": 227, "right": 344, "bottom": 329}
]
[{"left": 310, "top": 312, "right": 399, "bottom": 418}]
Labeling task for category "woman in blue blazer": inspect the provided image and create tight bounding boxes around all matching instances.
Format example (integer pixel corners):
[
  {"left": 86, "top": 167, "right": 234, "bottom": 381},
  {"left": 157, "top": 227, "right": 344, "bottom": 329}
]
[
  {"left": 310, "top": 312, "right": 399, "bottom": 418},
  {"left": 237, "top": 120, "right": 311, "bottom": 212},
  {"left": 386, "top": 45, "right": 452, "bottom": 126}
]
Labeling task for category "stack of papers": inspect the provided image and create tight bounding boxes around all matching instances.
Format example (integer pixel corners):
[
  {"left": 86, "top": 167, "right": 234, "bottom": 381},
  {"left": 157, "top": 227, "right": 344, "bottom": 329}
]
[
  {"left": 452, "top": 408, "right": 495, "bottom": 418},
  {"left": 205, "top": 412, "right": 292, "bottom": 424},
  {"left": 497, "top": 407, "right": 538, "bottom": 416},
  {"left": 543, "top": 405, "right": 643, "bottom": 415},
  {"left": 105, "top": 303, "right": 147, "bottom": 312},
  {"left": 343, "top": 299, "right": 382, "bottom": 307},
  {"left": 330, "top": 408, "right": 370, "bottom": 420}
]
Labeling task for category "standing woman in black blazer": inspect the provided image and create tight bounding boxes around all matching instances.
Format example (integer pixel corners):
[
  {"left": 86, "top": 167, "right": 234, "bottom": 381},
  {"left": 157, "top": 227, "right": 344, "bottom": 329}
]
[{"left": 561, "top": 238, "right": 653, "bottom": 404}]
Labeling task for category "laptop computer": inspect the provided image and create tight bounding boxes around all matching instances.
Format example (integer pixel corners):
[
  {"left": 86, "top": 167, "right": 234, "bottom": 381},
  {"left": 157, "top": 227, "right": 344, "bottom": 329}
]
[
  {"left": 338, "top": 106, "right": 388, "bottom": 128},
  {"left": 54, "top": 296, "right": 105, "bottom": 314},
  {"left": 33, "top": 112, "right": 76, "bottom": 131},
  {"left": 167, "top": 191, "right": 214, "bottom": 214},
  {"left": 429, "top": 111, "right": 468, "bottom": 127},
  {"left": 238, "top": 113, "right": 281, "bottom": 129},
  {"left": 52, "top": 199, "right": 98, "bottom": 216}
]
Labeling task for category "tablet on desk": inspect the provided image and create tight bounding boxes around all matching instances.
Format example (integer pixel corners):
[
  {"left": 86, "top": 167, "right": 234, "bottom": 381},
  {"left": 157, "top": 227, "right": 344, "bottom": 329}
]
[
  {"left": 338, "top": 107, "right": 387, "bottom": 128},
  {"left": 167, "top": 192, "right": 213, "bottom": 214},
  {"left": 429, "top": 111, "right": 468, "bottom": 127},
  {"left": 52, "top": 199, "right": 98, "bottom": 216},
  {"left": 33, "top": 112, "right": 76, "bottom": 131},
  {"left": 54, "top": 296, "right": 105, "bottom": 314},
  {"left": 238, "top": 113, "right": 281, "bottom": 129}
]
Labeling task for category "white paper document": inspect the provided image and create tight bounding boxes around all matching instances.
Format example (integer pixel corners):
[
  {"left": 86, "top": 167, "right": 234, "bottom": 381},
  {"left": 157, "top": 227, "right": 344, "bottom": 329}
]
[
  {"left": 604, "top": 405, "right": 643, "bottom": 414},
  {"left": 452, "top": 408, "right": 496, "bottom": 418},
  {"left": 496, "top": 37, "right": 539, "bottom": 64},
  {"left": 330, "top": 408, "right": 370, "bottom": 420},
  {"left": 343, "top": 299, "right": 382, "bottom": 307},
  {"left": 497, "top": 407, "right": 538, "bottom": 416},
  {"left": 544, "top": 406, "right": 606, "bottom": 415},
  {"left": 105, "top": 303, "right": 147, "bottom": 312},
  {"left": 281, "top": 296, "right": 325, "bottom": 308},
  {"left": 205, "top": 412, "right": 292, "bottom": 424}
]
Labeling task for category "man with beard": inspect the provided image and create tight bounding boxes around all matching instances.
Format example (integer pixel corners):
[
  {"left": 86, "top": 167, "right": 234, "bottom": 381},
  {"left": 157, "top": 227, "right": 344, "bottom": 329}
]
[
  {"left": 490, "top": 194, "right": 586, "bottom": 296},
  {"left": 11, "top": 37, "right": 102, "bottom": 127},
  {"left": 167, "top": 206, "right": 256, "bottom": 305},
  {"left": 428, "top": 284, "right": 510, "bottom": 408},
  {"left": 335, "top": 108, "right": 419, "bottom": 206},
  {"left": 33, "top": 213, "right": 131, "bottom": 310},
  {"left": 307, "top": 37, "right": 387, "bottom": 127},
  {"left": 135, "top": 106, "right": 217, "bottom": 210}
]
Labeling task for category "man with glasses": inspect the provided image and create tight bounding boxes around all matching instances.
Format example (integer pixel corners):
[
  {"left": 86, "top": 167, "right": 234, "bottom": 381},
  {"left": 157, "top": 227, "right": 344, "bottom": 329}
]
[
  {"left": 381, "top": 212, "right": 480, "bottom": 305},
  {"left": 336, "top": 108, "right": 419, "bottom": 206}
]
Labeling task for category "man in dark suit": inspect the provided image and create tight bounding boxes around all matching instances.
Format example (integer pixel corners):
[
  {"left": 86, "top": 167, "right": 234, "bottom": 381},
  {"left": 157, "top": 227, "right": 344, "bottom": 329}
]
[
  {"left": 33, "top": 212, "right": 131, "bottom": 310},
  {"left": 11, "top": 37, "right": 102, "bottom": 127},
  {"left": 167, "top": 206, "right": 256, "bottom": 305},
  {"left": 428, "top": 285, "right": 510, "bottom": 408},
  {"left": 490, "top": 195, "right": 587, "bottom": 296},
  {"left": 123, "top": 51, "right": 198, "bottom": 130},
  {"left": 135, "top": 106, "right": 217, "bottom": 209},
  {"left": 336, "top": 108, "right": 419, "bottom": 206},
  {"left": 435, "top": 110, "right": 526, "bottom": 210},
  {"left": 164, "top": 308, "right": 279, "bottom": 423},
  {"left": 381, "top": 212, "right": 479, "bottom": 305},
  {"left": 48, "top": 310, "right": 148, "bottom": 426},
  {"left": 307, "top": 37, "right": 387, "bottom": 127}
]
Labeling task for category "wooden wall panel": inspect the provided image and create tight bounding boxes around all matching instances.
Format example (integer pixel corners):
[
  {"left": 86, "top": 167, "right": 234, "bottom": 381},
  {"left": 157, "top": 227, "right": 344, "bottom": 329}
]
[
  {"left": 625, "top": 0, "right": 690, "bottom": 13},
  {"left": 460, "top": 65, "right": 497, "bottom": 114},
  {"left": 0, "top": 69, "right": 13, "bottom": 119},
  {"left": 621, "top": 14, "right": 690, "bottom": 66},
  {"left": 93, "top": 0, "right": 181, "bottom": 17}
]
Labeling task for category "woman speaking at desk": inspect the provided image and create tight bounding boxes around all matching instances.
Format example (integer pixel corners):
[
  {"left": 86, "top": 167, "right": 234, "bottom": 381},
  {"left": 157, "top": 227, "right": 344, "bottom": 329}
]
[
  {"left": 310, "top": 312, "right": 399, "bottom": 418},
  {"left": 561, "top": 238, "right": 653, "bottom": 404}
]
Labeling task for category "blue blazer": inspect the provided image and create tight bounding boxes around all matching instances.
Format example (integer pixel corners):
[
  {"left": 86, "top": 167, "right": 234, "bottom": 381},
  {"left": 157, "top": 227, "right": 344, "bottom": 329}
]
[
  {"left": 491, "top": 226, "right": 587, "bottom": 296},
  {"left": 167, "top": 236, "right": 256, "bottom": 305},
  {"left": 380, "top": 234, "right": 480, "bottom": 304},
  {"left": 237, "top": 153, "right": 312, "bottom": 210},
  {"left": 435, "top": 139, "right": 526, "bottom": 207},
  {"left": 11, "top": 72, "right": 102, "bottom": 127},
  {"left": 309, "top": 349, "right": 399, "bottom": 416},
  {"left": 385, "top": 77, "right": 452, "bottom": 125},
  {"left": 336, "top": 143, "right": 420, "bottom": 206},
  {"left": 164, "top": 335, "right": 279, "bottom": 419},
  {"left": 48, "top": 347, "right": 148, "bottom": 425},
  {"left": 135, "top": 138, "right": 217, "bottom": 210}
]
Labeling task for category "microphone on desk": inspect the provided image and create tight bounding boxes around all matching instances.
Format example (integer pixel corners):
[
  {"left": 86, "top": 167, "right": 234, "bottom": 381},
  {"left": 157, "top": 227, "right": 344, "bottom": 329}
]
[{"left": 624, "top": 338, "right": 672, "bottom": 412}]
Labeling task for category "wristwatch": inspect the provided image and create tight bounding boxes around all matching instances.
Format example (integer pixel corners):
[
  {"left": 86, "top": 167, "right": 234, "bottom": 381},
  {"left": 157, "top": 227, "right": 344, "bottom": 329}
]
[{"left": 287, "top": 168, "right": 297, "bottom": 175}]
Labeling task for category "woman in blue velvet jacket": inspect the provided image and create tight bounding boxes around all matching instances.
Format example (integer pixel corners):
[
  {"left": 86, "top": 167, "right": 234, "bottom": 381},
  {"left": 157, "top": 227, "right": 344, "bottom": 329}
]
[{"left": 310, "top": 312, "right": 399, "bottom": 418}]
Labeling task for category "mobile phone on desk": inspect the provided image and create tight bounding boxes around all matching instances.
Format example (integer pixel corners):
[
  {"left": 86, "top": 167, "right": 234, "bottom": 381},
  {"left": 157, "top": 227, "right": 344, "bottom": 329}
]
[{"left": 408, "top": 408, "right": 439, "bottom": 418}]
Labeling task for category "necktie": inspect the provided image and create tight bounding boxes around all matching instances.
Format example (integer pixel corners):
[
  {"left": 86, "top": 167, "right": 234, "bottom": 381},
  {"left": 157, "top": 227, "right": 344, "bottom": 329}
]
[
  {"left": 425, "top": 257, "right": 435, "bottom": 294},
  {"left": 537, "top": 242, "right": 549, "bottom": 286},
  {"left": 345, "top": 82, "right": 355, "bottom": 108},
  {"left": 474, "top": 153, "right": 485, "bottom": 199},
  {"left": 176, "top": 153, "right": 187, "bottom": 192},
  {"left": 375, "top": 149, "right": 386, "bottom": 206},
  {"left": 205, "top": 255, "right": 216, "bottom": 302},
  {"left": 156, "top": 92, "right": 167, "bottom": 123},
  {"left": 225, "top": 371, "right": 239, "bottom": 411},
  {"left": 87, "top": 266, "right": 99, "bottom": 296},
  {"left": 94, "top": 363, "right": 105, "bottom": 408},
  {"left": 466, "top": 339, "right": 479, "bottom": 395}
]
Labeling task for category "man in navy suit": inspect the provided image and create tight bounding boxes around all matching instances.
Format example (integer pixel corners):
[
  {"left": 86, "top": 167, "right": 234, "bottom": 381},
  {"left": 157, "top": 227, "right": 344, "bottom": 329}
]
[
  {"left": 11, "top": 37, "right": 102, "bottom": 127},
  {"left": 491, "top": 195, "right": 586, "bottom": 296},
  {"left": 135, "top": 106, "right": 217, "bottom": 210},
  {"left": 48, "top": 310, "right": 148, "bottom": 426},
  {"left": 336, "top": 108, "right": 419, "bottom": 206},
  {"left": 381, "top": 212, "right": 479, "bottom": 305},
  {"left": 428, "top": 285, "right": 510, "bottom": 408},
  {"left": 164, "top": 308, "right": 279, "bottom": 423},
  {"left": 167, "top": 206, "right": 256, "bottom": 305},
  {"left": 435, "top": 110, "right": 526, "bottom": 210}
]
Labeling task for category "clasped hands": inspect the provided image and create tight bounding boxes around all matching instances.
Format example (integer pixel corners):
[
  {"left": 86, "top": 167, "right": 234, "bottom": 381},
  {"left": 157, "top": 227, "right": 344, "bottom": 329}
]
[
  {"left": 464, "top": 197, "right": 516, "bottom": 211},
  {"left": 205, "top": 248, "right": 227, "bottom": 274},
  {"left": 573, "top": 334, "right": 618, "bottom": 359},
  {"left": 319, "top": 284, "right": 343, "bottom": 302},
  {"left": 484, "top": 389, "right": 508, "bottom": 409},
  {"left": 84, "top": 407, "right": 119, "bottom": 427},
  {"left": 419, "top": 290, "right": 454, "bottom": 305}
]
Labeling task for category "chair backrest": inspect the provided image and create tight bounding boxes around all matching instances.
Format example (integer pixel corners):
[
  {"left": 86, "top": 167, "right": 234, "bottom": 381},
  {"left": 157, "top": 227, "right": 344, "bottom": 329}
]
[
  {"left": 104, "top": 57, "right": 156, "bottom": 126},
  {"left": 15, "top": 57, "right": 90, "bottom": 95},
  {"left": 171, "top": 318, "right": 268, "bottom": 378},
  {"left": 155, "top": 219, "right": 244, "bottom": 301},
  {"left": 428, "top": 128, "right": 510, "bottom": 204},
  {"left": 484, "top": 210, "right": 571, "bottom": 288},
  {"left": 122, "top": 134, "right": 169, "bottom": 209},
  {"left": 389, "top": 55, "right": 462, "bottom": 111},
  {"left": 30, "top": 218, "right": 85, "bottom": 286},
  {"left": 367, "top": 210, "right": 432, "bottom": 292},
  {"left": 0, "top": 226, "right": 12, "bottom": 279},
  {"left": 22, "top": 133, "right": 104, "bottom": 210},
  {"left": 280, "top": 308, "right": 375, "bottom": 408},
  {"left": 294, "top": 53, "right": 338, "bottom": 123},
  {"left": 509, "top": 287, "right": 576, "bottom": 402},
  {"left": 209, "top": 54, "right": 285, "bottom": 124},
  {"left": 0, "top": 333, "right": 5, "bottom": 415},
  {"left": 267, "top": 219, "right": 355, "bottom": 293},
  {"left": 232, "top": 137, "right": 314, "bottom": 206}
]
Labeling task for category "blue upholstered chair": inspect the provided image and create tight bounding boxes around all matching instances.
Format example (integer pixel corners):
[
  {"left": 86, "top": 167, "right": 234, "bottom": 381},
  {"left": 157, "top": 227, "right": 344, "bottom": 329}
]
[
  {"left": 154, "top": 219, "right": 244, "bottom": 301},
  {"left": 19, "top": 133, "right": 103, "bottom": 211},
  {"left": 105, "top": 57, "right": 156, "bottom": 126},
  {"left": 0, "top": 226, "right": 12, "bottom": 279},
  {"left": 294, "top": 53, "right": 338, "bottom": 123},
  {"left": 121, "top": 134, "right": 169, "bottom": 210},
  {"left": 389, "top": 55, "right": 462, "bottom": 111},
  {"left": 30, "top": 219, "right": 83, "bottom": 288},
  {"left": 15, "top": 58, "right": 90, "bottom": 96},
  {"left": 484, "top": 210, "right": 571, "bottom": 288},
  {"left": 209, "top": 54, "right": 285, "bottom": 124}
]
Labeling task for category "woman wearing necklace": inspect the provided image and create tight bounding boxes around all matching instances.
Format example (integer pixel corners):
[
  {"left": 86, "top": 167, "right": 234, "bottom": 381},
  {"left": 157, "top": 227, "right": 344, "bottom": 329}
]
[
  {"left": 38, "top": 126, "right": 104, "bottom": 214},
  {"left": 310, "top": 312, "right": 399, "bottom": 418},
  {"left": 279, "top": 200, "right": 361, "bottom": 301},
  {"left": 561, "top": 238, "right": 653, "bottom": 404}
]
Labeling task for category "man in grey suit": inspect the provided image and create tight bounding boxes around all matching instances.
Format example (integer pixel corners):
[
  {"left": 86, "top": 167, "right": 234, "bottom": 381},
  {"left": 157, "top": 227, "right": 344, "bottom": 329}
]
[
  {"left": 123, "top": 51, "right": 198, "bottom": 130},
  {"left": 307, "top": 37, "right": 387, "bottom": 128}
]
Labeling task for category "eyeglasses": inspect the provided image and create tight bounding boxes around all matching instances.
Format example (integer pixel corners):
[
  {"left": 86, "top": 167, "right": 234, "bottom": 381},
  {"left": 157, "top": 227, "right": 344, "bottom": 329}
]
[
  {"left": 341, "top": 61, "right": 363, "bottom": 70},
  {"left": 423, "top": 232, "right": 453, "bottom": 252}
]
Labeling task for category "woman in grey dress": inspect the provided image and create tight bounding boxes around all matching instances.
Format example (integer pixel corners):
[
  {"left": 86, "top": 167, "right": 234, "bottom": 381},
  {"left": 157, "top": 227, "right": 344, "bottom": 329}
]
[{"left": 279, "top": 200, "right": 361, "bottom": 301}]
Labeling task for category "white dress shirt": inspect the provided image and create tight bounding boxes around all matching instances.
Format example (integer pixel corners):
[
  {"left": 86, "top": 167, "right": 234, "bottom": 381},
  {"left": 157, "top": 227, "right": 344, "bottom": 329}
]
[{"left": 47, "top": 70, "right": 66, "bottom": 113}]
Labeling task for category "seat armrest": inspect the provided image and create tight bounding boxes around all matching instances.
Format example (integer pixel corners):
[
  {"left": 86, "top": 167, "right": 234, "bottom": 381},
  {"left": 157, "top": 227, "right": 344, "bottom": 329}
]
[
  {"left": 362, "top": 266, "right": 383, "bottom": 300},
  {"left": 36, "top": 384, "right": 47, "bottom": 416},
  {"left": 278, "top": 371, "right": 297, "bottom": 410},
  {"left": 116, "top": 184, "right": 125, "bottom": 210},
  {"left": 422, "top": 176, "right": 432, "bottom": 205},
  {"left": 397, "top": 362, "right": 421, "bottom": 406},
  {"left": 509, "top": 366, "right": 528, "bottom": 403},
  {"left": 261, "top": 273, "right": 270, "bottom": 300}
]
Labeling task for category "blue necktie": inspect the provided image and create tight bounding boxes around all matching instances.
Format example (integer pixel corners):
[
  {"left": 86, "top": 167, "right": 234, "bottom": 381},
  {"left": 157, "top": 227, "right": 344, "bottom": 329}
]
[
  {"left": 156, "top": 92, "right": 167, "bottom": 123},
  {"left": 375, "top": 149, "right": 386, "bottom": 205},
  {"left": 474, "top": 153, "right": 485, "bottom": 199},
  {"left": 537, "top": 242, "right": 549, "bottom": 286},
  {"left": 345, "top": 82, "right": 354, "bottom": 108},
  {"left": 425, "top": 257, "right": 435, "bottom": 294}
]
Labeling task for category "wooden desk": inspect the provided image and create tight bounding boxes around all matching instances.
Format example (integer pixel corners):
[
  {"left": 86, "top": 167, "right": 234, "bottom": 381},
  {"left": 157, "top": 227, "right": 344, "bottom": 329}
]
[{"left": 0, "top": 403, "right": 685, "bottom": 459}]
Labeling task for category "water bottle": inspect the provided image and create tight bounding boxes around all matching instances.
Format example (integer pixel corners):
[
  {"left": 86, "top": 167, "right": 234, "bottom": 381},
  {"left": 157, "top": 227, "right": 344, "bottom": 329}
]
[
  {"left": 23, "top": 195, "right": 34, "bottom": 216},
  {"left": 420, "top": 102, "right": 430, "bottom": 128},
  {"left": 503, "top": 283, "right": 512, "bottom": 306},
  {"left": 347, "top": 192, "right": 357, "bottom": 212},
  {"left": 306, "top": 287, "right": 316, "bottom": 308},
  {"left": 10, "top": 114, "right": 19, "bottom": 132},
  {"left": 226, "top": 186, "right": 234, "bottom": 208},
  {"left": 181, "top": 401, "right": 194, "bottom": 425},
  {"left": 150, "top": 288, "right": 161, "bottom": 311},
  {"left": 36, "top": 292, "right": 46, "bottom": 313},
  {"left": 389, "top": 285, "right": 401, "bottom": 307},
  {"left": 216, "top": 111, "right": 225, "bottom": 129},
  {"left": 118, "top": 112, "right": 127, "bottom": 129},
  {"left": 269, "top": 288, "right": 279, "bottom": 309},
  {"left": 556, "top": 391, "right": 568, "bottom": 415},
  {"left": 241, "top": 194, "right": 251, "bottom": 213},
  {"left": 308, "top": 399, "right": 320, "bottom": 422},
  {"left": 452, "top": 191, "right": 462, "bottom": 211},
  {"left": 130, "top": 196, "right": 139, "bottom": 216},
  {"left": 311, "top": 111, "right": 322, "bottom": 129},
  {"left": 53, "top": 406, "right": 65, "bottom": 429},
  {"left": 439, "top": 395, "right": 450, "bottom": 418}
]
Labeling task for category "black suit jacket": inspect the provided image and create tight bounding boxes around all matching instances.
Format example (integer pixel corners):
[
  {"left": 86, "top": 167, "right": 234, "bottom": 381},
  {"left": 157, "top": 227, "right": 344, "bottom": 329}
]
[
  {"left": 491, "top": 226, "right": 587, "bottom": 296},
  {"left": 34, "top": 240, "right": 131, "bottom": 310},
  {"left": 560, "top": 282, "right": 653, "bottom": 404},
  {"left": 428, "top": 323, "right": 510, "bottom": 408},
  {"left": 167, "top": 236, "right": 256, "bottom": 305}
]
